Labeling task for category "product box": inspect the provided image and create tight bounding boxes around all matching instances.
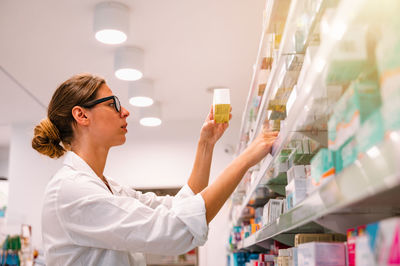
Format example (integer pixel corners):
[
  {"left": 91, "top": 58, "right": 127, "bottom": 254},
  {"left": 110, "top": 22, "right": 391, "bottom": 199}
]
[
  {"left": 296, "top": 46, "right": 319, "bottom": 90},
  {"left": 287, "top": 165, "right": 307, "bottom": 183},
  {"left": 376, "top": 22, "right": 400, "bottom": 102},
  {"left": 335, "top": 137, "right": 358, "bottom": 174},
  {"left": 356, "top": 110, "right": 384, "bottom": 158},
  {"left": 289, "top": 247, "right": 298, "bottom": 266},
  {"left": 294, "top": 234, "right": 334, "bottom": 247},
  {"left": 262, "top": 199, "right": 284, "bottom": 226},
  {"left": 297, "top": 242, "right": 346, "bottom": 266},
  {"left": 347, "top": 228, "right": 357, "bottom": 266},
  {"left": 310, "top": 148, "right": 335, "bottom": 190},
  {"left": 285, "top": 178, "right": 308, "bottom": 209},
  {"left": 277, "top": 255, "right": 289, "bottom": 266},
  {"left": 325, "top": 24, "right": 371, "bottom": 85},
  {"left": 328, "top": 79, "right": 382, "bottom": 150},
  {"left": 363, "top": 217, "right": 400, "bottom": 265},
  {"left": 381, "top": 91, "right": 400, "bottom": 132}
]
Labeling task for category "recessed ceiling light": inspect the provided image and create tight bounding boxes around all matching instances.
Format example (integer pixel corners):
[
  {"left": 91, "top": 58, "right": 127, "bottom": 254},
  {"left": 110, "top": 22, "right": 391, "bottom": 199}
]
[
  {"left": 114, "top": 46, "right": 144, "bottom": 81},
  {"left": 94, "top": 2, "right": 129, "bottom": 45}
]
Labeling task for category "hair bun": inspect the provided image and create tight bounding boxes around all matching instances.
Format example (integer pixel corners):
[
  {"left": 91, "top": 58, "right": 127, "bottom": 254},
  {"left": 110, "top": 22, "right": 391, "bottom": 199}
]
[{"left": 32, "top": 118, "right": 66, "bottom": 158}]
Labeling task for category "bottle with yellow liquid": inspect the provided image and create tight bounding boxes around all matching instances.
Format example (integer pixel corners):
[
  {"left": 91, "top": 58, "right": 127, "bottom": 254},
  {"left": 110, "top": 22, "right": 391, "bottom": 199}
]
[{"left": 213, "top": 88, "right": 230, "bottom": 123}]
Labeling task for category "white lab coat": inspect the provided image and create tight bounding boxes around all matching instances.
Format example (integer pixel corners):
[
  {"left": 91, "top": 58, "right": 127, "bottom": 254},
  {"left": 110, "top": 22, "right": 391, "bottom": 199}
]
[{"left": 42, "top": 151, "right": 208, "bottom": 266}]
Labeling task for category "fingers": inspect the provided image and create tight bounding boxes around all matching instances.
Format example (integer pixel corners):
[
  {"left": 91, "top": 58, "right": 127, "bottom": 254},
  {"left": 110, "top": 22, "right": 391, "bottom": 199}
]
[{"left": 208, "top": 106, "right": 214, "bottom": 121}]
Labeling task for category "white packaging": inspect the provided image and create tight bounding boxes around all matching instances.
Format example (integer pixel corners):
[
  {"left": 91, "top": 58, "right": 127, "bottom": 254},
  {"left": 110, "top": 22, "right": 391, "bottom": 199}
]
[
  {"left": 262, "top": 199, "right": 283, "bottom": 226},
  {"left": 285, "top": 179, "right": 308, "bottom": 207},
  {"left": 297, "top": 242, "right": 346, "bottom": 266},
  {"left": 287, "top": 165, "right": 307, "bottom": 183},
  {"left": 355, "top": 235, "right": 375, "bottom": 266},
  {"left": 296, "top": 45, "right": 319, "bottom": 90}
]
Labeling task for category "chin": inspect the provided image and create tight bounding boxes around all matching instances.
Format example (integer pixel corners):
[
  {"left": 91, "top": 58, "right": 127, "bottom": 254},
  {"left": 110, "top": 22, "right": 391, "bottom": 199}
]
[{"left": 112, "top": 136, "right": 127, "bottom": 147}]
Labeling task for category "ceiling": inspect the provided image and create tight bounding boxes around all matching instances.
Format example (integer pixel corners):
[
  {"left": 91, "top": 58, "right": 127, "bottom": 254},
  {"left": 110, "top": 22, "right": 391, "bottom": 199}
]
[{"left": 0, "top": 0, "right": 265, "bottom": 147}]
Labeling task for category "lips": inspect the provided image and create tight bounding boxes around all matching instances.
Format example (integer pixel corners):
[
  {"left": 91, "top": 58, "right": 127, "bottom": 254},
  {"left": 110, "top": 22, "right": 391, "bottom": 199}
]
[{"left": 121, "top": 123, "right": 128, "bottom": 132}]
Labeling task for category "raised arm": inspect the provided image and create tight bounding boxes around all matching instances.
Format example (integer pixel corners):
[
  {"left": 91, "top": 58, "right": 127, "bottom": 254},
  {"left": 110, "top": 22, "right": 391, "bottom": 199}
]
[
  {"left": 201, "top": 130, "right": 278, "bottom": 223},
  {"left": 187, "top": 106, "right": 231, "bottom": 194}
]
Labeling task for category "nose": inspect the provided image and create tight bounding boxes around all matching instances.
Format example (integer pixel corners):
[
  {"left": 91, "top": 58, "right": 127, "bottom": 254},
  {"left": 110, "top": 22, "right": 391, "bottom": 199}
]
[{"left": 120, "top": 106, "right": 130, "bottom": 118}]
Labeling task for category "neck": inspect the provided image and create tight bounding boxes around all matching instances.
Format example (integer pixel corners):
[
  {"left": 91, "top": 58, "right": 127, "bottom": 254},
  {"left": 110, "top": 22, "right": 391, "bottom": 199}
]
[{"left": 71, "top": 137, "right": 109, "bottom": 179}]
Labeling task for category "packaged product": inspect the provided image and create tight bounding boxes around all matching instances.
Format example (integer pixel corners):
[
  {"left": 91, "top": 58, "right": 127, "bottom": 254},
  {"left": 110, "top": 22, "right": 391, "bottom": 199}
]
[
  {"left": 310, "top": 148, "right": 335, "bottom": 189},
  {"left": 294, "top": 233, "right": 334, "bottom": 247},
  {"left": 328, "top": 79, "right": 381, "bottom": 150},
  {"left": 325, "top": 25, "right": 371, "bottom": 85},
  {"left": 355, "top": 110, "right": 384, "bottom": 158},
  {"left": 375, "top": 21, "right": 400, "bottom": 102},
  {"left": 347, "top": 217, "right": 400, "bottom": 266},
  {"left": 286, "top": 165, "right": 307, "bottom": 183},
  {"left": 297, "top": 242, "right": 346, "bottom": 266},
  {"left": 262, "top": 199, "right": 284, "bottom": 226},
  {"left": 381, "top": 91, "right": 400, "bottom": 132},
  {"left": 285, "top": 178, "right": 308, "bottom": 209},
  {"left": 335, "top": 137, "right": 357, "bottom": 174}
]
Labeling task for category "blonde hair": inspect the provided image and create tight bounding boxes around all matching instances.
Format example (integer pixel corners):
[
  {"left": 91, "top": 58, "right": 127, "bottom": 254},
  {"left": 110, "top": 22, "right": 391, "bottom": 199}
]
[{"left": 32, "top": 73, "right": 105, "bottom": 158}]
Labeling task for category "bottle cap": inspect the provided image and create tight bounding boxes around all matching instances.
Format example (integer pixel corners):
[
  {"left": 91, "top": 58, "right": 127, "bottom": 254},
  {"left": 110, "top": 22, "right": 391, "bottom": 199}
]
[{"left": 213, "top": 88, "right": 230, "bottom": 105}]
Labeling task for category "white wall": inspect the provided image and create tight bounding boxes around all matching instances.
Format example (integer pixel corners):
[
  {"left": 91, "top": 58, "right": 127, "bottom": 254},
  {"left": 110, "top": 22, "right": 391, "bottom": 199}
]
[
  {"left": 0, "top": 146, "right": 9, "bottom": 178},
  {"left": 7, "top": 123, "right": 63, "bottom": 246},
  {"left": 7, "top": 119, "right": 240, "bottom": 265}
]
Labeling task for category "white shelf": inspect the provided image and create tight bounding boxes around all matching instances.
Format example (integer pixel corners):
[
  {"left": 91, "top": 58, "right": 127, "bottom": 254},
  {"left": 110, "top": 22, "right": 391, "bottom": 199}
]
[
  {"left": 237, "top": 0, "right": 290, "bottom": 155},
  {"left": 230, "top": 0, "right": 398, "bottom": 250},
  {"left": 233, "top": 154, "right": 273, "bottom": 224},
  {"left": 241, "top": 133, "right": 400, "bottom": 248}
]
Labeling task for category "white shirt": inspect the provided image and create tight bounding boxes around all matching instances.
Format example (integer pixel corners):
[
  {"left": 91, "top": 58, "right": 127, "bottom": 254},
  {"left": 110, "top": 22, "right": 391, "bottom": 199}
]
[{"left": 42, "top": 151, "right": 208, "bottom": 266}]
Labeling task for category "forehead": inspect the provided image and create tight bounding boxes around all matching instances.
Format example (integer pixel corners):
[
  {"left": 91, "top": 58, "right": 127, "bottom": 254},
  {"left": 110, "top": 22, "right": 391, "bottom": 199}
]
[{"left": 96, "top": 83, "right": 113, "bottom": 98}]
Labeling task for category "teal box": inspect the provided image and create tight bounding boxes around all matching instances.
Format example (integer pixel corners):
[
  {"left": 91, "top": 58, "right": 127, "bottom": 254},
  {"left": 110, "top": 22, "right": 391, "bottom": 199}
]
[
  {"left": 356, "top": 110, "right": 384, "bottom": 156},
  {"left": 335, "top": 137, "right": 357, "bottom": 174},
  {"left": 310, "top": 148, "right": 336, "bottom": 186},
  {"left": 381, "top": 90, "right": 400, "bottom": 131},
  {"left": 328, "top": 79, "right": 382, "bottom": 150}
]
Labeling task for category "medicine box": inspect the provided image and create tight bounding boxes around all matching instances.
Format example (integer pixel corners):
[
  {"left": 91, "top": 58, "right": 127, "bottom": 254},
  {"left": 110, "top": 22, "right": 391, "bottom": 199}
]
[
  {"left": 262, "top": 199, "right": 284, "bottom": 226},
  {"left": 325, "top": 25, "right": 370, "bottom": 85},
  {"left": 297, "top": 242, "right": 346, "bottom": 266},
  {"left": 287, "top": 165, "right": 307, "bottom": 183},
  {"left": 294, "top": 234, "right": 334, "bottom": 247},
  {"left": 376, "top": 23, "right": 400, "bottom": 101},
  {"left": 310, "top": 148, "right": 335, "bottom": 189},
  {"left": 335, "top": 136, "right": 357, "bottom": 174},
  {"left": 355, "top": 110, "right": 384, "bottom": 157},
  {"left": 381, "top": 91, "right": 400, "bottom": 132},
  {"left": 328, "top": 79, "right": 381, "bottom": 151},
  {"left": 285, "top": 179, "right": 308, "bottom": 209}
]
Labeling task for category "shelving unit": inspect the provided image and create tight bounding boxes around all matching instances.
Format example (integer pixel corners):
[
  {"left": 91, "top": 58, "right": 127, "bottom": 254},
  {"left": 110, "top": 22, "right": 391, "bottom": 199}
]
[{"left": 229, "top": 0, "right": 400, "bottom": 262}]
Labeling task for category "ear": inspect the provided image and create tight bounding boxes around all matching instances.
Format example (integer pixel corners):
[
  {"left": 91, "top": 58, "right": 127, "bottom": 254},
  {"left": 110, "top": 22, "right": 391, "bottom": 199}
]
[{"left": 71, "top": 106, "right": 90, "bottom": 126}]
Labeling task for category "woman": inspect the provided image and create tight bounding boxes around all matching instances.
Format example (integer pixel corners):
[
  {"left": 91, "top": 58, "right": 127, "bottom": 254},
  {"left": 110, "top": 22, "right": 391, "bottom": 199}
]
[{"left": 32, "top": 73, "right": 278, "bottom": 265}]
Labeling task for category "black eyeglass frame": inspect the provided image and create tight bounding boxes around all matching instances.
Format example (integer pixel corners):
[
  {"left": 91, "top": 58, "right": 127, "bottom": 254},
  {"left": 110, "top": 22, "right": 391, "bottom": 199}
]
[{"left": 81, "top": 95, "right": 121, "bottom": 113}]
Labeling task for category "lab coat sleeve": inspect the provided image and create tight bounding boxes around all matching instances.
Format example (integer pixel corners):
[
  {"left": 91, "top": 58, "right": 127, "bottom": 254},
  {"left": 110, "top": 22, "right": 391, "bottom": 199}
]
[
  {"left": 56, "top": 174, "right": 208, "bottom": 255},
  {"left": 118, "top": 183, "right": 196, "bottom": 210}
]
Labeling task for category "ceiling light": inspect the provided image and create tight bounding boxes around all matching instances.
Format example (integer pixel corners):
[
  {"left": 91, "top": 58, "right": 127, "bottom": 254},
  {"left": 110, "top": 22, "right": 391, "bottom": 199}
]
[
  {"left": 139, "top": 102, "right": 162, "bottom": 127},
  {"left": 114, "top": 46, "right": 144, "bottom": 81},
  {"left": 94, "top": 2, "right": 129, "bottom": 45},
  {"left": 128, "top": 79, "right": 154, "bottom": 107}
]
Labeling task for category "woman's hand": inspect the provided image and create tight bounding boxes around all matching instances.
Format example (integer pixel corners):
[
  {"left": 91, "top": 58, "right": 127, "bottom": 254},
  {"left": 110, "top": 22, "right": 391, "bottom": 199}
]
[
  {"left": 199, "top": 106, "right": 232, "bottom": 145},
  {"left": 240, "top": 127, "right": 278, "bottom": 168}
]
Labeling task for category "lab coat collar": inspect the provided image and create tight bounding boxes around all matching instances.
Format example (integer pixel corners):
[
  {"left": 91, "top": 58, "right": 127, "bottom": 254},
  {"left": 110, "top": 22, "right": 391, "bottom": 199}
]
[
  {"left": 63, "top": 151, "right": 120, "bottom": 195},
  {"left": 63, "top": 151, "right": 99, "bottom": 179}
]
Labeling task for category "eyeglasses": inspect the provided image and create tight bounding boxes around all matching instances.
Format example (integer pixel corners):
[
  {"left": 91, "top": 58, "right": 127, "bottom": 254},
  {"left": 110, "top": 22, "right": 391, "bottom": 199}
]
[{"left": 81, "top": 95, "right": 121, "bottom": 113}]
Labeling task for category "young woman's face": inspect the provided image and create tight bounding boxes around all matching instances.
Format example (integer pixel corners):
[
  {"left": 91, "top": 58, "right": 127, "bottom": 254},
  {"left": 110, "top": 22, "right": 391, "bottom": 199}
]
[{"left": 87, "top": 83, "right": 130, "bottom": 147}]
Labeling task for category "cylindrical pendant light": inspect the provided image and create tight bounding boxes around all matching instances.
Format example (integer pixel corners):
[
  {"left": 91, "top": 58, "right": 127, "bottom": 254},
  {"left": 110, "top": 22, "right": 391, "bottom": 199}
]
[
  {"left": 128, "top": 79, "right": 154, "bottom": 107},
  {"left": 93, "top": 2, "right": 129, "bottom": 45},
  {"left": 114, "top": 46, "right": 144, "bottom": 81},
  {"left": 139, "top": 102, "right": 162, "bottom": 127}
]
